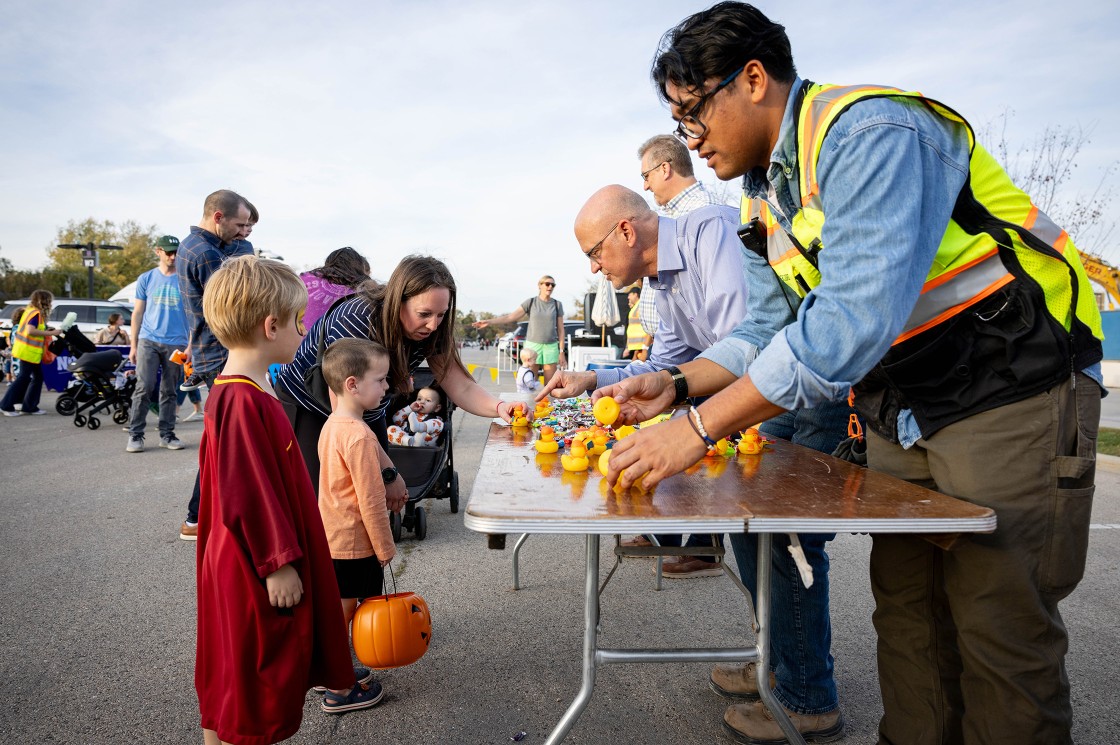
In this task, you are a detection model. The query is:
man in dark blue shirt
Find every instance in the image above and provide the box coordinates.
[176,189,256,540]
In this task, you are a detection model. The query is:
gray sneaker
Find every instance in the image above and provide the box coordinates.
[126,436,144,453]
[160,436,184,450]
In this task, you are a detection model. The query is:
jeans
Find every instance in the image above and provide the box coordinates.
[868,374,1098,745]
[128,339,179,439]
[185,371,219,524]
[729,397,852,715]
[0,359,43,413]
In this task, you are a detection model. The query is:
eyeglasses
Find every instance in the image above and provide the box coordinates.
[674,66,744,141]
[641,161,667,181]
[584,222,620,265]
[540,282,555,288]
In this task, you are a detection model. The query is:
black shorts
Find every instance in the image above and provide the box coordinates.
[332,556,385,600]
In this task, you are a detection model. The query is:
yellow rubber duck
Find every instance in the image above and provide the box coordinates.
[704,437,731,457]
[614,424,637,440]
[738,428,765,454]
[593,396,621,427]
[535,426,560,453]
[587,427,609,455]
[561,442,590,472]
[509,402,530,427]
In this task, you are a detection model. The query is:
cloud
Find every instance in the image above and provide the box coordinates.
[2,0,1118,310]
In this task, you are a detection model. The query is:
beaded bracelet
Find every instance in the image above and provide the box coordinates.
[688,405,717,447]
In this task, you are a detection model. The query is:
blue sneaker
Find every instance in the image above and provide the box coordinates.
[321,680,384,713]
[313,666,374,694]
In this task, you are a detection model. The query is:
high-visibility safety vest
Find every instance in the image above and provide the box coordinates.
[11,307,46,364]
[625,303,645,352]
[741,82,1103,440]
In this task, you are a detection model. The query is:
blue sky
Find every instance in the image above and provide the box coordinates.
[1,0,1117,313]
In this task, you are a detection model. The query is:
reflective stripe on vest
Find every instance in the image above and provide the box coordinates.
[741,82,1103,346]
[11,308,46,364]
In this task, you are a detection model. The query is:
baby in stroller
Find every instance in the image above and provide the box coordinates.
[387,387,443,447]
[52,324,136,430]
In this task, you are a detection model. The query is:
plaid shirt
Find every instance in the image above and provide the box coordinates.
[176,226,253,375]
[638,181,723,336]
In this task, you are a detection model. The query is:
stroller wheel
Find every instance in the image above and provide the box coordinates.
[112,409,129,424]
[390,511,402,542]
[449,472,460,514]
[414,506,427,541]
[74,414,87,428]
[87,416,101,430]
[56,395,77,416]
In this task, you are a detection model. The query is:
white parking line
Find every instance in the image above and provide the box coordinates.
[1090,524,1120,529]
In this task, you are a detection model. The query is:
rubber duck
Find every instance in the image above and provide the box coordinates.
[706,437,732,457]
[534,426,560,453]
[561,442,590,472]
[593,396,621,427]
[534,400,552,419]
[614,424,637,440]
[587,427,609,455]
[738,428,765,454]
[509,403,530,427]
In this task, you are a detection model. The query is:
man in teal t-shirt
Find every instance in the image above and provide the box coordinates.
[126,235,190,453]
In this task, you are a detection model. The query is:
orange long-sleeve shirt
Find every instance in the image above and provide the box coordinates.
[317,415,397,563]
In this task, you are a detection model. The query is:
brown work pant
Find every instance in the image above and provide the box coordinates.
[867,373,1099,745]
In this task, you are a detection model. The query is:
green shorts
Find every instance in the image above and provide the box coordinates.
[524,341,560,365]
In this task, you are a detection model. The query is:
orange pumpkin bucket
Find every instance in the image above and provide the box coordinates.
[352,590,433,669]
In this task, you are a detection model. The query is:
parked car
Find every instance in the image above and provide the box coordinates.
[1,298,133,341]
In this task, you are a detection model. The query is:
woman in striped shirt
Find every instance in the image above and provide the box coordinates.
[277,255,513,497]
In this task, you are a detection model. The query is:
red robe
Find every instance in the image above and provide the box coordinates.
[195,376,354,745]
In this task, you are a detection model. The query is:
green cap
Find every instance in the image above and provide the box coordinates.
[155,235,180,252]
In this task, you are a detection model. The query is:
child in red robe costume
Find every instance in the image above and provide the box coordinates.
[194,256,371,745]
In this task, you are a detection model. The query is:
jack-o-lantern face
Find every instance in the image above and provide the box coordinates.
[352,592,432,669]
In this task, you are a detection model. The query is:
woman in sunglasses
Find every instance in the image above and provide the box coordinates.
[472,275,567,382]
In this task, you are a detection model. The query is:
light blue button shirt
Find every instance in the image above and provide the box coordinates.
[699,77,1101,447]
[594,205,750,388]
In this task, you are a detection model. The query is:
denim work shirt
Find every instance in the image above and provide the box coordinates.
[699,76,1101,447]
[594,205,750,388]
[176,227,253,376]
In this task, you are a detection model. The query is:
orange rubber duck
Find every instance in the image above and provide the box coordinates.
[561,441,590,472]
[535,425,560,453]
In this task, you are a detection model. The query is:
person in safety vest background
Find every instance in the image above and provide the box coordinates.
[1,290,65,417]
[622,286,648,360]
[598,3,1104,744]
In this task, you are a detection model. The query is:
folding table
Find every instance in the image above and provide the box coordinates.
[465,423,996,744]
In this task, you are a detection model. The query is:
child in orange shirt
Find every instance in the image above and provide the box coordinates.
[194,256,360,745]
[316,337,399,712]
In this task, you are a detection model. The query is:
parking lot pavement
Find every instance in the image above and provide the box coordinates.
[1,352,1118,744]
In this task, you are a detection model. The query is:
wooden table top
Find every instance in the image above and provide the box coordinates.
[464,423,996,536]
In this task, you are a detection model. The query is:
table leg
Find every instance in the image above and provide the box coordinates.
[544,534,600,745]
[511,533,530,590]
[754,533,807,745]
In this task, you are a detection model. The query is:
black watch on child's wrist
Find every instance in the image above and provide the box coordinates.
[381,467,399,485]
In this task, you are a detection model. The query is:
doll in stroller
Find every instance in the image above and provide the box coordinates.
[51,327,135,430]
[384,366,460,541]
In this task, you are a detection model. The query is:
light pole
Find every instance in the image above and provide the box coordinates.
[57,242,123,298]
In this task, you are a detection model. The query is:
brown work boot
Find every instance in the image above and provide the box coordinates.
[723,700,844,744]
[709,661,777,700]
[661,556,723,578]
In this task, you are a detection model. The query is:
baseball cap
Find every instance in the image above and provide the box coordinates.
[155,235,180,252]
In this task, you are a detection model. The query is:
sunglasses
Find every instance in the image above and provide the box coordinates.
[540,282,555,287]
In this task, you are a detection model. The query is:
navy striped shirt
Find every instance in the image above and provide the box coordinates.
[275,295,427,425]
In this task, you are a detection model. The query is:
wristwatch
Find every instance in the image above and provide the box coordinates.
[381,467,399,485]
[666,365,689,406]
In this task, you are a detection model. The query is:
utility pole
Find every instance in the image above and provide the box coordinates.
[57,242,123,298]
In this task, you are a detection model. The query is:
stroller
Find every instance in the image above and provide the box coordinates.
[51,328,135,430]
[385,364,460,541]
